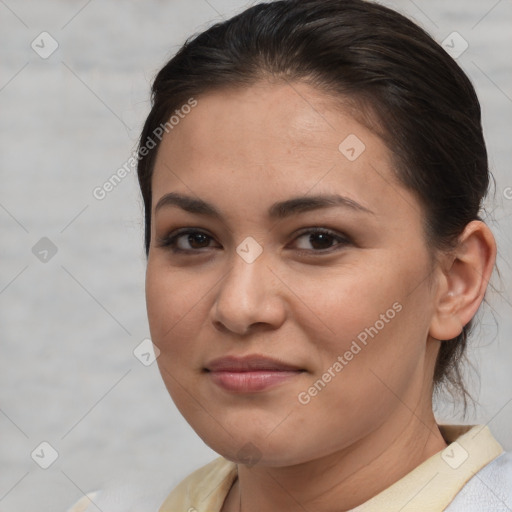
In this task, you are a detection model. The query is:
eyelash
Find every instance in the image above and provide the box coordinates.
[156,227,352,256]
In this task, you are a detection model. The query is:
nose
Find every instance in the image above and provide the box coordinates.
[211,247,286,336]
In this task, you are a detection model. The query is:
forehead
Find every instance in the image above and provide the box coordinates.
[158,82,364,164]
[151,81,414,223]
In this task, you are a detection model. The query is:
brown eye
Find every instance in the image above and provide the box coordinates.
[157,229,218,253]
[292,228,351,253]
[182,232,211,249]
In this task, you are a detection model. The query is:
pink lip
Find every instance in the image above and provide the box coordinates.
[205,355,304,393]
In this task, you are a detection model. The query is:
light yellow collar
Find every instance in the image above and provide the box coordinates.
[350,424,503,511]
[158,424,503,512]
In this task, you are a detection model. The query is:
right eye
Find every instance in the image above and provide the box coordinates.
[157,229,220,253]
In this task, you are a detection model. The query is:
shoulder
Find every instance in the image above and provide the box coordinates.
[65,475,174,512]
[65,457,236,512]
[66,491,101,512]
[445,451,512,511]
[158,456,237,511]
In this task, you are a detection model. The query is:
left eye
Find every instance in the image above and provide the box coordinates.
[292,228,350,252]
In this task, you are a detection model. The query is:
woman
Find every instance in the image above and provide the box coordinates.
[68,0,512,510]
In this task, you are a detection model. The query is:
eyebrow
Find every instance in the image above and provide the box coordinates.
[154,192,374,219]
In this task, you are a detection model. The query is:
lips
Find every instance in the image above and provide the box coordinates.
[205,354,303,372]
[204,355,305,393]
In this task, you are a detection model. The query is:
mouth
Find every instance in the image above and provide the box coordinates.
[204,354,306,393]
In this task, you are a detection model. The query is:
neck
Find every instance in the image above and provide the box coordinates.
[227,410,447,512]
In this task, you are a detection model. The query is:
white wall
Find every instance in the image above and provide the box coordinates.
[0,1,511,510]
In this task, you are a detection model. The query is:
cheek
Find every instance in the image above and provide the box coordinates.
[288,262,403,353]
[145,263,210,414]
[292,258,429,399]
[145,263,209,358]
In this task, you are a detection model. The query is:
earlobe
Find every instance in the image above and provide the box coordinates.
[429,221,496,341]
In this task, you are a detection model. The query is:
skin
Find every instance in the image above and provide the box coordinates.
[145,81,496,512]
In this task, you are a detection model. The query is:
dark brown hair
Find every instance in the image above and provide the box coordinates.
[137,0,491,408]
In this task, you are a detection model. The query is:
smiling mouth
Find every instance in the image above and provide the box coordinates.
[204,354,306,393]
[206,369,304,393]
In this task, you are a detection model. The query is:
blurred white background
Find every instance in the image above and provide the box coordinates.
[0,1,511,511]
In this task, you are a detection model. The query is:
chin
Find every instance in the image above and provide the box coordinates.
[195,424,312,468]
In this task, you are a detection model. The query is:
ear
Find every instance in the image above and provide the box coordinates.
[429,220,496,341]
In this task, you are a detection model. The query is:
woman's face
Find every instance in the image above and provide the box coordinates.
[145,81,441,466]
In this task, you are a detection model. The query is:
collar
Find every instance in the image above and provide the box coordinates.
[158,424,504,512]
